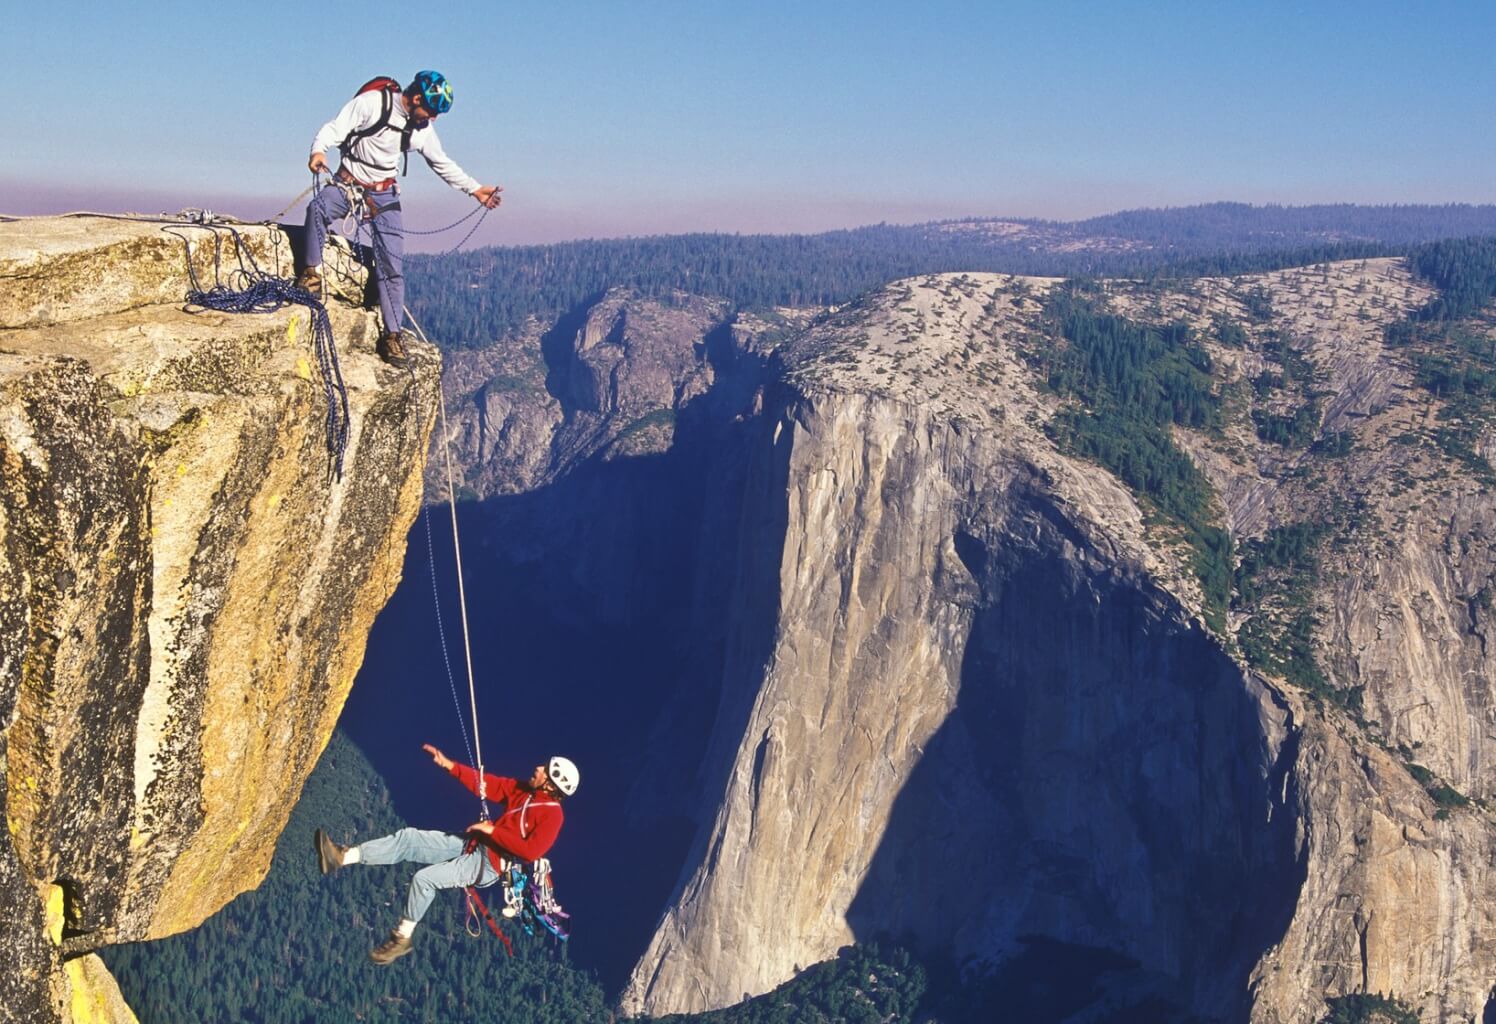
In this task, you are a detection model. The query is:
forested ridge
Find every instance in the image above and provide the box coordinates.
[407,203,1496,347]
[103,733,613,1023]
[101,734,1145,1022]
[1032,284,1234,630]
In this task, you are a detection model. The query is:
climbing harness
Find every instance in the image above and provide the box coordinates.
[520,857,571,940]
[331,174,373,237]
[462,857,572,956]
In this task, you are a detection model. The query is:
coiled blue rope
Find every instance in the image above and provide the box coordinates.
[173,223,351,479]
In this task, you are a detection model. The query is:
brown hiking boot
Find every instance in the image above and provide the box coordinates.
[315,829,346,875]
[377,330,410,368]
[295,267,323,300]
[369,931,413,965]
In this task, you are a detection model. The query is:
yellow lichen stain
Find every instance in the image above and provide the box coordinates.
[295,356,312,380]
[65,960,95,1023]
[66,956,135,1024]
[130,825,146,851]
[267,493,282,512]
[24,776,36,792]
[177,462,188,478]
[287,316,299,346]
[45,884,64,945]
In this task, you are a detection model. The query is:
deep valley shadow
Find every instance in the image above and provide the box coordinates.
[845,495,1304,1023]
[341,378,783,996]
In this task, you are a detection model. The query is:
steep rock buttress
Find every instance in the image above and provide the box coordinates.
[0,216,439,1023]
[614,268,1496,1022]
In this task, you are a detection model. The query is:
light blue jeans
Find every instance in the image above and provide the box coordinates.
[304,180,405,334]
[355,827,499,924]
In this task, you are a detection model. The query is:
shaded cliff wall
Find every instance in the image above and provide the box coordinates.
[341,291,788,993]
[615,266,1496,1022]
[621,386,1298,1018]
[0,217,438,1023]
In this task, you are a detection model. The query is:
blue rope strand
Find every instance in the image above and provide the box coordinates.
[422,503,478,772]
[174,223,352,478]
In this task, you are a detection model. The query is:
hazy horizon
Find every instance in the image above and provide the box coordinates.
[8,182,1496,253]
[11,0,1496,248]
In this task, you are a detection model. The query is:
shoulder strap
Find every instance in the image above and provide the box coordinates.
[342,88,395,155]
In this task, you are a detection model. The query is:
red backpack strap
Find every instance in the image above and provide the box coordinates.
[355,76,402,97]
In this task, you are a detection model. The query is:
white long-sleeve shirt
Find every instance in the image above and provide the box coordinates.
[310,90,481,193]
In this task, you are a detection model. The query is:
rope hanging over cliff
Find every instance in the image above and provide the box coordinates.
[169,223,352,478]
[404,304,490,818]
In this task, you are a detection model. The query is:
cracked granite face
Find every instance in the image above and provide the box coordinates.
[0,216,439,1023]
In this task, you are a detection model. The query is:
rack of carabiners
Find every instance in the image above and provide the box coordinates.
[460,856,572,958]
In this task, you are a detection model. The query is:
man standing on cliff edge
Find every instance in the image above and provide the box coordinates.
[298,70,502,367]
[315,743,577,964]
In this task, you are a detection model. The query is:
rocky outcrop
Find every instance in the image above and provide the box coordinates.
[426,288,809,500]
[621,386,1298,1018]
[603,267,1496,1021]
[617,275,1285,1017]
[0,216,438,1023]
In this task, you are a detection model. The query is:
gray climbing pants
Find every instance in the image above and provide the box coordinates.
[355,827,499,924]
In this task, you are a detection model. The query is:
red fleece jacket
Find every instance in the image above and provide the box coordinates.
[449,762,564,868]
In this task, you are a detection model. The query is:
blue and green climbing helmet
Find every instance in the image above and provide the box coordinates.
[412,70,453,114]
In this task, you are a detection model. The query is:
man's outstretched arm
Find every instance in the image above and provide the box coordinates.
[421,743,454,770]
[424,743,515,804]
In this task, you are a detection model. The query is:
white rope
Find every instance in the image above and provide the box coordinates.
[269,181,317,223]
[404,304,489,817]
[422,505,478,773]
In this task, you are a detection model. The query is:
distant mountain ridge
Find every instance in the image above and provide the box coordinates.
[928,203,1496,257]
[409,202,1496,348]
[1054,200,1496,246]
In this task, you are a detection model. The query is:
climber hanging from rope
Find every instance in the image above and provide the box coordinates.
[315,744,578,965]
[298,70,503,367]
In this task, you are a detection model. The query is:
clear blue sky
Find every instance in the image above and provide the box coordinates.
[5,0,1493,246]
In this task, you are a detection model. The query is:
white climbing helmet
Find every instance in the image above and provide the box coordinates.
[548,755,579,796]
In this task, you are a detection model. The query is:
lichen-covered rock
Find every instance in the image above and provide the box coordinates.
[0,216,439,1023]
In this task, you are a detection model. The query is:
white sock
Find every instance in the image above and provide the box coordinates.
[343,846,361,864]
[395,919,416,939]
